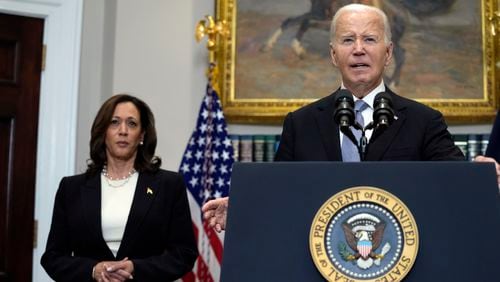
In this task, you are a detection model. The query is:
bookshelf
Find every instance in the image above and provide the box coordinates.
[230,134,280,162]
[453,134,489,161]
[229,134,489,162]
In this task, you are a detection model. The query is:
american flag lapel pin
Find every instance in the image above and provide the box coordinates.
[147,187,153,195]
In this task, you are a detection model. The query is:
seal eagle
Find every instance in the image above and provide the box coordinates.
[342,213,388,269]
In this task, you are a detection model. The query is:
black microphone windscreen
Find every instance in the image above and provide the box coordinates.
[336,89,354,104]
[373,91,394,128]
[333,89,355,127]
[374,92,392,107]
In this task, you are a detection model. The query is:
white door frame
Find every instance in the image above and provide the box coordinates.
[0,0,82,281]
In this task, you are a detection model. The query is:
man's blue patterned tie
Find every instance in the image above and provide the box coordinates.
[341,100,368,162]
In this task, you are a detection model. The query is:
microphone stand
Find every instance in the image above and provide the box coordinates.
[341,120,392,161]
[359,128,368,161]
[340,122,369,161]
[359,122,374,161]
[341,114,393,161]
[358,118,392,161]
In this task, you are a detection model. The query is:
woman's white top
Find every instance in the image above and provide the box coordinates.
[100,172,138,257]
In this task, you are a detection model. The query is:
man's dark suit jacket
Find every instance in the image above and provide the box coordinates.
[275,88,464,161]
[41,169,198,282]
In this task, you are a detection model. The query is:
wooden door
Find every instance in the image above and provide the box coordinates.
[0,13,43,282]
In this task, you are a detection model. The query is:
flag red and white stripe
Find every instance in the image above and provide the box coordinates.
[180,83,234,282]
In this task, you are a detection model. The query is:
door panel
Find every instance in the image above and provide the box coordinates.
[0,13,44,282]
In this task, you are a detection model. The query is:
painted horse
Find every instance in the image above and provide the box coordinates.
[260,0,456,87]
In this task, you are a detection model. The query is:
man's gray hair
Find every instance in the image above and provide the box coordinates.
[330,4,392,46]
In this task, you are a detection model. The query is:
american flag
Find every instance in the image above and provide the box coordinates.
[180,82,234,282]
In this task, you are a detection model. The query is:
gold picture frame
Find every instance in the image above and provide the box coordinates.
[215,0,499,124]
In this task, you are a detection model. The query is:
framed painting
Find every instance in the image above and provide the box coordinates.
[215,0,499,124]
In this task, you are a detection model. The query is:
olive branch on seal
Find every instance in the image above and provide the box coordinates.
[338,242,355,261]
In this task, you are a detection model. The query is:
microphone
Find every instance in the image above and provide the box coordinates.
[333,89,355,129]
[373,92,394,128]
[333,90,361,158]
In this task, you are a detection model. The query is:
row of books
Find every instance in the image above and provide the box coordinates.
[452,134,490,161]
[230,135,280,162]
[229,134,491,162]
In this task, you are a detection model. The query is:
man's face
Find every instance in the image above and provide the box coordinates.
[330,10,393,97]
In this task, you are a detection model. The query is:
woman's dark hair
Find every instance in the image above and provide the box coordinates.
[86,94,161,176]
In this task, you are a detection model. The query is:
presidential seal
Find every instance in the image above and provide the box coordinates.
[310,186,418,282]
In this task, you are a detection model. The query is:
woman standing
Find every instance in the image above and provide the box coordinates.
[42,95,197,281]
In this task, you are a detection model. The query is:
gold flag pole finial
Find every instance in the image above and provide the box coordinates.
[195,15,229,84]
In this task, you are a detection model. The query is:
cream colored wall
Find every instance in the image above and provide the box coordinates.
[77,0,116,173]
[77,0,493,174]
[78,0,214,171]
[111,1,204,170]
